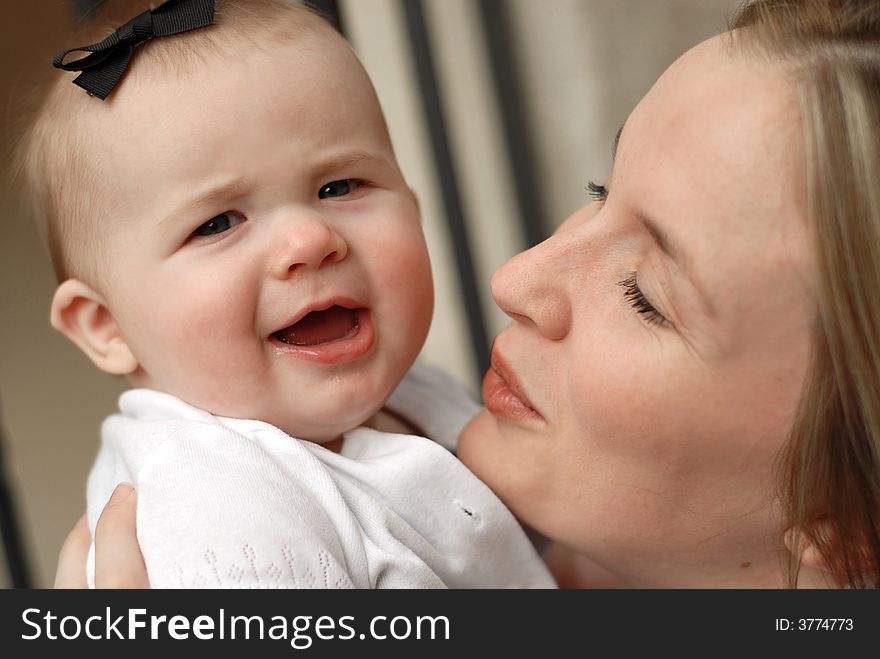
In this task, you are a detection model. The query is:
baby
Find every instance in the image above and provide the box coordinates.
[17,0,553,588]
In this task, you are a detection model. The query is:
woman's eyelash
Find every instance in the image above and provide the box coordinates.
[619,272,668,327]
[586,180,609,203]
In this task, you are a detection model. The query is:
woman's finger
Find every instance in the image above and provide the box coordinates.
[54,514,90,588]
[94,483,150,588]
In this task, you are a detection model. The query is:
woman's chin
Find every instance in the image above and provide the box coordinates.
[457,408,495,472]
[458,408,541,519]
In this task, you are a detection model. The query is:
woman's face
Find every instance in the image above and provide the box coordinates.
[458,35,815,587]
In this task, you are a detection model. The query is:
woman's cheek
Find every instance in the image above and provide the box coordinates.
[568,338,691,454]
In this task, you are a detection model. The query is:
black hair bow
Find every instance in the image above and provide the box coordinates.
[53,0,216,100]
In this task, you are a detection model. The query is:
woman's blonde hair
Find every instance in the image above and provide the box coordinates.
[731,0,880,588]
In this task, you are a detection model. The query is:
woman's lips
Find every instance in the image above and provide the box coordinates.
[482,352,544,424]
[270,308,375,364]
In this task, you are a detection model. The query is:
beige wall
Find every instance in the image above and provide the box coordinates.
[512,0,742,228]
[1,0,740,587]
[0,1,131,589]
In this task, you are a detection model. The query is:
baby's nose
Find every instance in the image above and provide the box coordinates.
[271,216,348,278]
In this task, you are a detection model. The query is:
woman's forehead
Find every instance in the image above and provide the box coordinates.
[621,36,803,199]
[614,35,812,298]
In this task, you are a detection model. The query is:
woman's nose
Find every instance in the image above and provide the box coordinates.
[270,214,349,278]
[490,235,572,341]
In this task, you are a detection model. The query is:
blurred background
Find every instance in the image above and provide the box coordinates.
[0,0,740,587]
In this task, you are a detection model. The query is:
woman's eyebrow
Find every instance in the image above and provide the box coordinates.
[636,209,686,268]
[636,208,717,319]
[611,122,717,319]
[609,123,682,266]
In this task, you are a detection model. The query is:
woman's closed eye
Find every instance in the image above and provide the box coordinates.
[318,179,364,199]
[619,273,669,327]
[192,210,246,238]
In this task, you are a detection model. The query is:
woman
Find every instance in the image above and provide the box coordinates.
[57,0,880,588]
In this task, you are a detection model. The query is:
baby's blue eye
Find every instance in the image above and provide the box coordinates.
[319,179,361,199]
[194,211,245,237]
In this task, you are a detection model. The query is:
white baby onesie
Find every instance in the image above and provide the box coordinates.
[86,362,555,588]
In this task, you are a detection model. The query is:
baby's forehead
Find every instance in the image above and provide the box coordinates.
[61,4,350,110]
[69,22,356,132]
[59,26,388,220]
[100,20,361,111]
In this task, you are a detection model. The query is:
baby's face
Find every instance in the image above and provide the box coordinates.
[88,31,433,441]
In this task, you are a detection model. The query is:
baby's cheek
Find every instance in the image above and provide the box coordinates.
[367,221,433,311]
[398,250,434,334]
[156,280,258,379]
[382,226,429,279]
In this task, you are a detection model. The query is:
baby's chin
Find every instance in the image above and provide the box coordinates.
[271,419,371,445]
[137,344,414,443]
[262,399,387,445]
[145,380,385,445]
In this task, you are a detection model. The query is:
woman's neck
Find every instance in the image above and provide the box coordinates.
[547,542,835,588]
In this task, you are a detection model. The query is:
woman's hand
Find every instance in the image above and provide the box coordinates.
[54,483,150,588]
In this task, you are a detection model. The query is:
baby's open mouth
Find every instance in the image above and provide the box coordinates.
[273,306,361,346]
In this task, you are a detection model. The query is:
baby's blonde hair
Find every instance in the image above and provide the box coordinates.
[13,0,337,286]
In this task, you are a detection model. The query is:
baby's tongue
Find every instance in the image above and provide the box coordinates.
[275,306,359,346]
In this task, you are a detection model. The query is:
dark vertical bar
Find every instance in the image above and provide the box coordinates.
[0,420,32,588]
[304,0,345,35]
[401,0,491,382]
[477,0,547,247]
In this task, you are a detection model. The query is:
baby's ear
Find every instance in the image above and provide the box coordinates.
[50,279,138,375]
